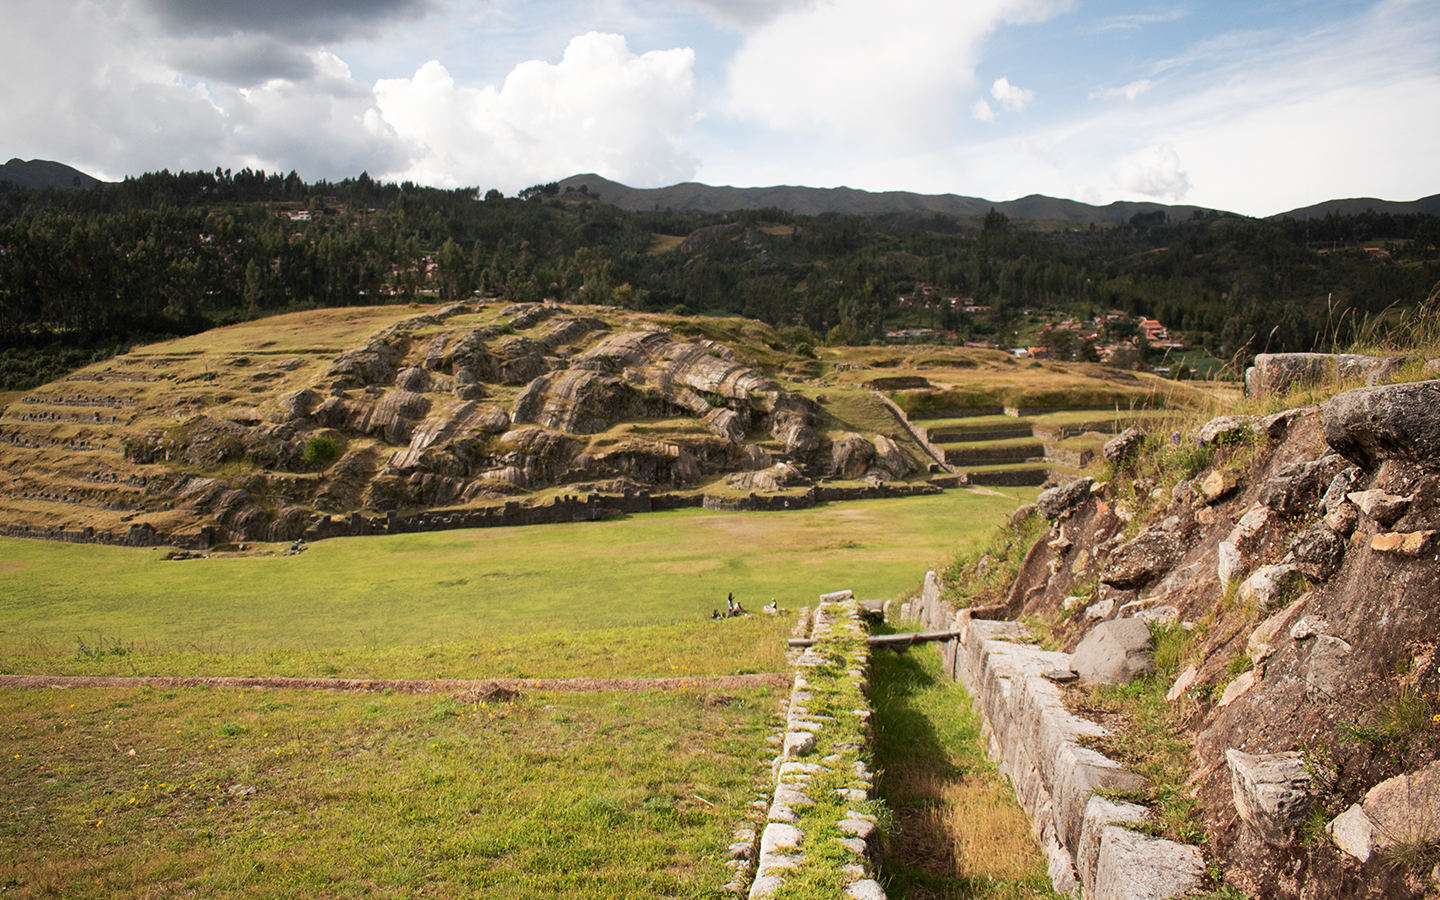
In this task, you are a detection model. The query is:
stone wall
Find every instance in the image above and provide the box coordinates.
[908,574,1205,900]
[727,590,887,900]
[0,482,942,550]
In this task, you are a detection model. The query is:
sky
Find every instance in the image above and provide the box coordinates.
[3,0,1438,217]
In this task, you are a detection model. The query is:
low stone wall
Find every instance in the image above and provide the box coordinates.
[1002,404,1148,418]
[908,572,1206,900]
[727,591,886,900]
[943,442,1043,466]
[0,481,942,550]
[965,467,1050,487]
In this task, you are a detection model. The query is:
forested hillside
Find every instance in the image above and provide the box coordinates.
[1,168,1437,389]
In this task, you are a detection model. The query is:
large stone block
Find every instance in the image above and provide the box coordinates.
[1226,749,1313,847]
[1077,796,1147,894]
[1322,380,1440,471]
[1093,826,1205,900]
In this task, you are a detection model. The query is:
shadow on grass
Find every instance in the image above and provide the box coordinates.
[870,635,1058,900]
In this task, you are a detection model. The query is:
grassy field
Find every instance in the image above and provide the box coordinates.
[0,682,777,899]
[0,489,1034,677]
[0,487,1040,898]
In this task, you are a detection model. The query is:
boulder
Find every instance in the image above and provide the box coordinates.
[1196,469,1240,504]
[1073,618,1155,685]
[728,464,805,493]
[1288,523,1346,581]
[1194,415,1255,445]
[1322,380,1440,471]
[394,366,430,392]
[1226,749,1312,847]
[1320,467,1364,513]
[1346,489,1413,527]
[1102,427,1145,465]
[1258,456,1348,517]
[1361,759,1440,852]
[1259,406,1312,439]
[771,412,819,461]
[1239,563,1299,608]
[374,390,430,421]
[737,443,774,471]
[326,339,403,387]
[830,434,875,479]
[1327,803,1375,862]
[512,370,648,434]
[872,434,915,479]
[1037,477,1095,520]
[1371,530,1439,555]
[1217,541,1244,585]
[1101,528,1180,589]
[272,388,320,423]
[1227,504,1272,555]
[704,408,746,444]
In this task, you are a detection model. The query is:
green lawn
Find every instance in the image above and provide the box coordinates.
[0,491,1033,666]
[0,683,777,899]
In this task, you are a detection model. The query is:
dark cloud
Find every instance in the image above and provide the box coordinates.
[166,35,318,86]
[140,0,438,43]
[684,0,814,28]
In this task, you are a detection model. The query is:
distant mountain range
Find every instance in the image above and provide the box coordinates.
[559,173,1440,224]
[0,158,103,190]
[1262,195,1440,219]
[4,158,1435,223]
[557,174,1224,223]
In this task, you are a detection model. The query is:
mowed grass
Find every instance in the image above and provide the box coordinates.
[0,683,777,899]
[0,490,1034,678]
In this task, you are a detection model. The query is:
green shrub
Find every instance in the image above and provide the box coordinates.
[302,435,340,465]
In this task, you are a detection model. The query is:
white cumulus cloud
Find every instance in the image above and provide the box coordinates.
[722,0,1072,140]
[374,33,699,190]
[971,99,996,121]
[990,76,1033,111]
[1112,141,1191,199]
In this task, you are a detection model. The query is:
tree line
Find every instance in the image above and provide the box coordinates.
[0,167,1436,388]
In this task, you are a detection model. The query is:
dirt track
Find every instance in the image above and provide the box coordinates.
[0,673,790,694]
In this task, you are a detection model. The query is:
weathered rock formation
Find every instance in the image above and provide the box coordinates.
[916,367,1440,900]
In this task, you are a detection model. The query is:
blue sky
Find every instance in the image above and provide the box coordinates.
[4,0,1437,216]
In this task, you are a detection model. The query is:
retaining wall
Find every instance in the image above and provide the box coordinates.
[726,591,887,900]
[0,482,944,550]
[908,571,1206,900]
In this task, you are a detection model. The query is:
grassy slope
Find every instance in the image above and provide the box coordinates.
[0,490,1034,660]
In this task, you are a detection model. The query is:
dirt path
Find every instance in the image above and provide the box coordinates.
[0,673,791,695]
